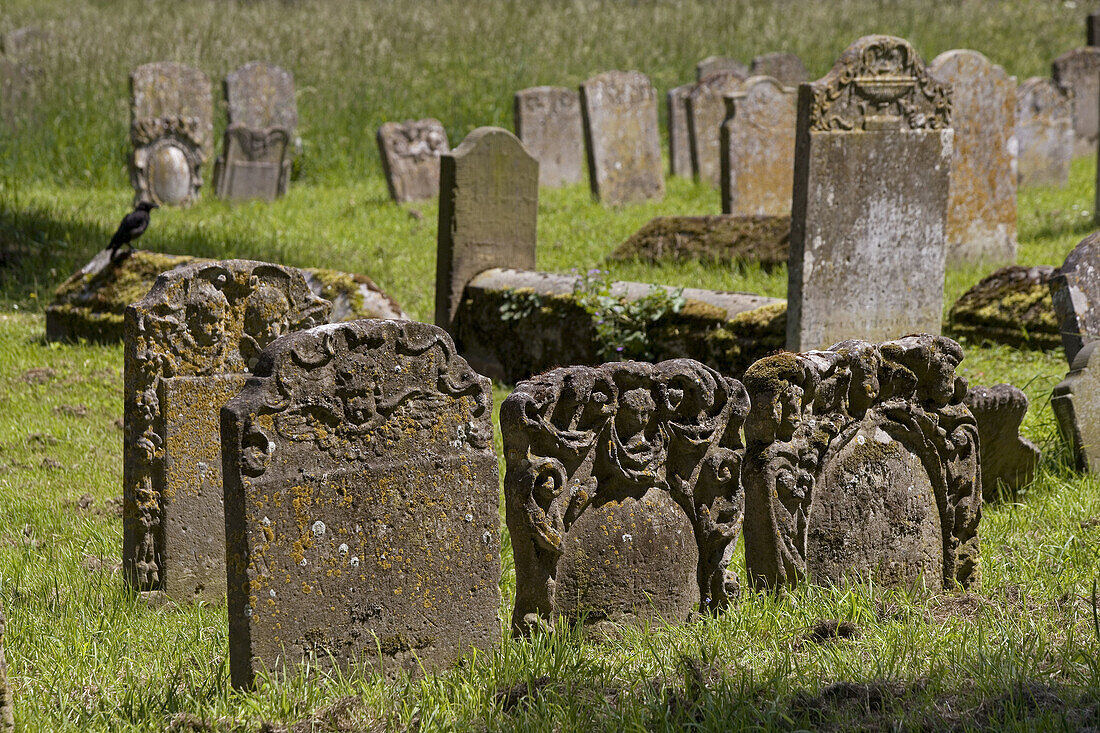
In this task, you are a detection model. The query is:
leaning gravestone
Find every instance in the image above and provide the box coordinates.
[930,50,1017,267]
[579,71,663,205]
[123,260,331,602]
[1016,77,1073,188]
[687,71,745,187]
[1052,48,1100,156]
[503,359,749,633]
[721,76,797,217]
[965,384,1040,500]
[667,84,694,177]
[1053,342,1100,472]
[1050,231,1100,365]
[435,127,538,332]
[742,334,982,590]
[514,86,585,188]
[696,56,748,80]
[129,62,214,207]
[0,602,10,733]
[749,52,809,85]
[376,119,450,203]
[787,35,952,351]
[222,319,500,686]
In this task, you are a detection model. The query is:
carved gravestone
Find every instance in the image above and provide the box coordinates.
[502,359,749,633]
[1016,77,1073,188]
[930,50,1017,266]
[965,384,1039,499]
[687,71,746,187]
[514,87,585,187]
[376,119,450,203]
[1052,48,1100,156]
[579,71,663,205]
[1053,342,1100,472]
[129,62,214,207]
[696,56,748,80]
[222,319,500,687]
[0,602,9,733]
[1051,232,1100,365]
[667,84,694,177]
[743,334,982,590]
[435,127,538,332]
[749,52,809,85]
[721,76,797,217]
[787,35,952,352]
[124,260,331,602]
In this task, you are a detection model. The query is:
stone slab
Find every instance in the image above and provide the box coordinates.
[1053,341,1100,472]
[1052,48,1100,156]
[688,71,745,187]
[945,265,1059,350]
[667,84,694,178]
[721,76,797,217]
[1016,77,1073,188]
[696,56,748,81]
[749,52,809,85]
[225,62,298,133]
[376,119,450,203]
[608,214,789,264]
[514,86,585,187]
[964,383,1040,499]
[1051,231,1100,365]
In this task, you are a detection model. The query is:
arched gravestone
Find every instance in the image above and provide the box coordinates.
[1050,231,1100,365]
[1016,77,1072,188]
[667,84,694,178]
[749,52,809,86]
[687,70,746,187]
[721,76,797,217]
[1052,48,1100,157]
[129,62,214,207]
[376,118,450,203]
[221,320,500,687]
[696,56,748,81]
[742,335,982,591]
[502,359,749,633]
[123,260,331,601]
[965,383,1039,499]
[514,86,585,188]
[787,35,953,352]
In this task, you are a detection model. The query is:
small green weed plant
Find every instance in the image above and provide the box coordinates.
[571,268,685,362]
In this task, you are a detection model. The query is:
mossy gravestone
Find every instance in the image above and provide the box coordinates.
[945,264,1059,350]
[787,35,952,352]
[1016,78,1072,188]
[742,335,982,590]
[721,76,797,217]
[1051,231,1100,365]
[965,384,1040,500]
[514,86,585,188]
[124,260,331,602]
[1052,48,1100,157]
[222,320,500,686]
[376,119,450,204]
[502,359,749,633]
[1053,342,1100,472]
[749,52,809,86]
[687,71,745,187]
[667,84,694,178]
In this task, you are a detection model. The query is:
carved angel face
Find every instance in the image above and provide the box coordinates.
[184,283,228,348]
[616,387,656,440]
[244,284,291,350]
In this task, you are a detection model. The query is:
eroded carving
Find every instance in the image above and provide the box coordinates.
[377,119,451,203]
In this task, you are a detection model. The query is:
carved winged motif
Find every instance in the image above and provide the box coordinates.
[130,115,205,151]
[225,123,290,162]
[390,120,449,161]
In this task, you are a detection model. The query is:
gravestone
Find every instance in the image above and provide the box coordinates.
[964,384,1040,499]
[787,35,952,352]
[721,76,797,217]
[0,603,9,733]
[1053,342,1100,472]
[1050,231,1100,365]
[222,319,500,686]
[696,56,748,80]
[1015,77,1073,188]
[930,50,1017,266]
[749,52,809,85]
[503,359,749,633]
[687,71,745,187]
[435,127,538,332]
[376,119,450,203]
[743,334,982,590]
[1089,11,1100,46]
[579,71,663,205]
[514,86,585,187]
[124,260,331,602]
[609,214,789,264]
[946,265,1059,350]
[129,62,214,207]
[667,84,694,177]
[1052,48,1100,156]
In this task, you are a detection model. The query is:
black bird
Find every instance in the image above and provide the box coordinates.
[108,201,158,260]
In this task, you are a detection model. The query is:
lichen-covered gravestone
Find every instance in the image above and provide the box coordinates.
[129,62,214,207]
[0,602,10,733]
[124,260,331,602]
[696,56,748,80]
[930,50,1017,266]
[946,265,1059,350]
[434,127,538,332]
[222,319,500,686]
[1053,342,1100,472]
[1052,48,1100,157]
[1050,231,1100,365]
[749,52,809,85]
[376,119,450,203]
[667,84,694,177]
[721,76,796,217]
[687,71,745,187]
[514,87,585,188]
[579,71,664,205]
[502,359,749,633]
[787,35,952,351]
[742,335,982,590]
[1016,77,1073,188]
[965,384,1040,499]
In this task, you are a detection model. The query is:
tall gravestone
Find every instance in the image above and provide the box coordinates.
[787,35,952,352]
[123,260,331,601]
[502,359,749,633]
[0,603,9,733]
[1050,231,1100,365]
[749,52,809,85]
[1053,342,1100,472]
[667,84,694,177]
[376,119,450,203]
[579,71,663,205]
[696,56,748,80]
[930,50,1017,266]
[965,384,1040,499]
[1052,48,1100,156]
[129,62,214,207]
[687,71,746,187]
[743,335,982,590]
[721,76,797,216]
[514,86,585,187]
[435,127,538,333]
[222,319,500,686]
[1016,77,1073,188]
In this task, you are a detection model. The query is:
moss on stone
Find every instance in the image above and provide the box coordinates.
[946,265,1060,350]
[742,351,800,394]
[608,214,790,265]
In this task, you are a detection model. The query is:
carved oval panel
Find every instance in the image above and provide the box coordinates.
[149,143,193,205]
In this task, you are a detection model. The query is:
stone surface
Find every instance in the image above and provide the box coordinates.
[222,319,500,686]
[1053,341,1100,472]
[1051,231,1100,365]
[434,127,538,332]
[1052,48,1100,156]
[787,35,952,351]
[1015,77,1073,188]
[609,214,789,264]
[1091,12,1100,46]
[0,602,10,733]
[687,71,745,187]
[225,62,298,132]
[696,56,748,81]
[743,334,982,590]
[579,71,664,205]
[930,50,1017,266]
[945,265,1059,350]
[502,359,749,633]
[667,84,694,177]
[376,119,450,203]
[749,52,809,85]
[964,384,1040,499]
[124,260,332,602]
[514,86,585,187]
[721,76,797,216]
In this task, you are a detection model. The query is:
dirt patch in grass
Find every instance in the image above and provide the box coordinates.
[20,367,56,384]
[53,403,88,417]
[802,619,861,646]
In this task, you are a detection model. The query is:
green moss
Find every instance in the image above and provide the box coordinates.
[308,267,367,317]
[946,266,1060,350]
[742,351,800,394]
[841,436,900,474]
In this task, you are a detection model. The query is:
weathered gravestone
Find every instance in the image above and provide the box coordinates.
[1053,342,1100,472]
[1051,231,1100,365]
[742,334,982,590]
[502,359,749,633]
[964,384,1040,500]
[435,127,538,332]
[376,119,450,203]
[749,52,809,85]
[0,602,10,733]
[0,27,46,128]
[787,35,952,352]
[1052,48,1100,156]
[687,71,745,187]
[667,84,694,178]
[721,76,797,217]
[1015,77,1073,188]
[222,319,500,686]
[215,62,298,202]
[609,214,789,264]
[696,56,748,81]
[129,62,214,207]
[579,71,663,205]
[124,260,331,602]
[514,86,585,187]
[1089,12,1100,47]
[946,264,1059,350]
